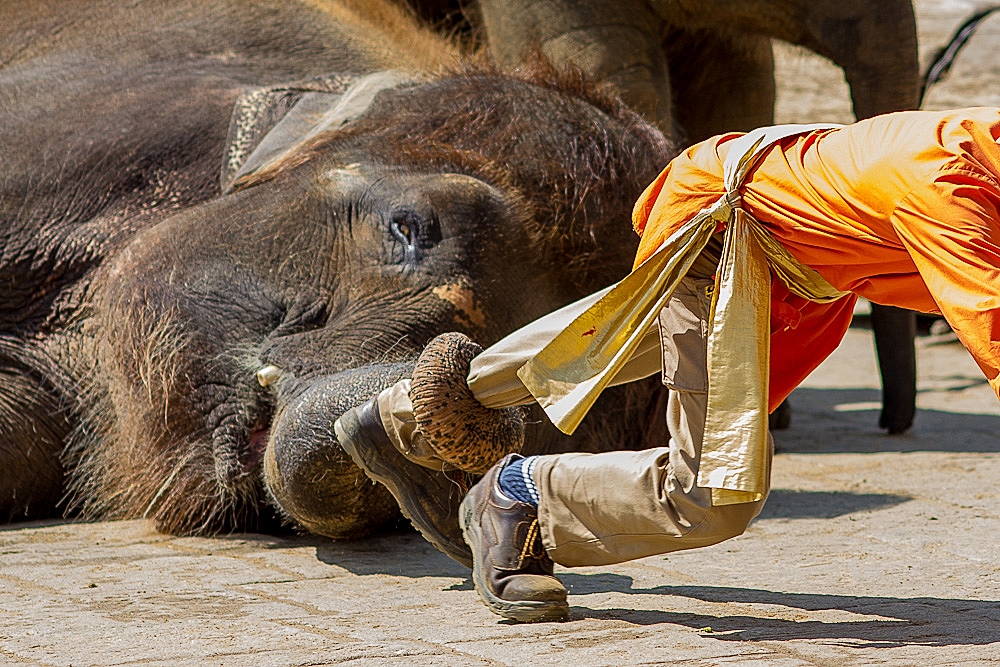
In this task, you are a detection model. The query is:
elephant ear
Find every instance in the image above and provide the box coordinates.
[221,70,415,192]
[221,74,354,190]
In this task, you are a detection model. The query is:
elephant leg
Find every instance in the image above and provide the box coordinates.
[768,399,791,431]
[475,0,674,135]
[663,29,775,145]
[870,304,916,434]
[648,0,921,121]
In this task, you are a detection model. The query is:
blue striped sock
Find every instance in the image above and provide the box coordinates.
[497,455,540,506]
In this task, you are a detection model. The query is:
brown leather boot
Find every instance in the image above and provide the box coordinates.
[459,455,569,622]
[335,398,472,568]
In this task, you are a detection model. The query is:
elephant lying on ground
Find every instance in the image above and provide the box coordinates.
[416,0,922,433]
[0,0,674,533]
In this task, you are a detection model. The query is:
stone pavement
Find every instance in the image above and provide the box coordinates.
[6,1,1000,664]
[2,323,999,667]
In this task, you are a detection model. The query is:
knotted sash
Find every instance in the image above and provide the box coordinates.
[516,124,849,505]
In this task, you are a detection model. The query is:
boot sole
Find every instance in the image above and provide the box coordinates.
[459,495,570,623]
[335,413,473,568]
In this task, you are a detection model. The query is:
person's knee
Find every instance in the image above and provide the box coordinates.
[690,500,763,547]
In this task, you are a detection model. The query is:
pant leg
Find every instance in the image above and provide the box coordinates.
[378,283,663,459]
[532,272,772,567]
[375,378,449,469]
[465,284,664,409]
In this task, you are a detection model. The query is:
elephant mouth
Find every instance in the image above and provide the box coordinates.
[212,399,275,489]
[257,361,417,536]
[245,423,270,471]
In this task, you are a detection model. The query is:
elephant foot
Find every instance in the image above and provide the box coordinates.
[880,413,914,436]
[768,399,791,431]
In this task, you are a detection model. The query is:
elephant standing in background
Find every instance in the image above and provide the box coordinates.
[474,0,920,140]
[463,0,922,433]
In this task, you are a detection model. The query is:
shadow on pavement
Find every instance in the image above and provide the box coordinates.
[755,488,911,520]
[306,486,909,579]
[775,387,1000,453]
[0,517,77,532]
[314,529,471,579]
[560,575,1000,647]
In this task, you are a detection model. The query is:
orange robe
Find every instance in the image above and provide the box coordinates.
[633,107,1000,409]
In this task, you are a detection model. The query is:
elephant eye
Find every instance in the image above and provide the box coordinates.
[389,209,441,260]
[393,217,414,244]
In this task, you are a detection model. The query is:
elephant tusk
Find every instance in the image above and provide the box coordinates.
[256,364,282,387]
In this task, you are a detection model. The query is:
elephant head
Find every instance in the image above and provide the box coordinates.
[75,67,671,536]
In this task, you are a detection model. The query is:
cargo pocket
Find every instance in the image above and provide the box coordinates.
[659,277,712,393]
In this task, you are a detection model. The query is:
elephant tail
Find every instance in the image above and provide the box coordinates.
[921,6,1000,105]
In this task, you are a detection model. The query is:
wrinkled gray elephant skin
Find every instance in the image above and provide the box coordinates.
[0,0,673,535]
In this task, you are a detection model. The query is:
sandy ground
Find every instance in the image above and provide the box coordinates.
[4,1,1000,665]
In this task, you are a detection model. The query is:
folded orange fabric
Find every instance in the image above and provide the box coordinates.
[633,107,1000,407]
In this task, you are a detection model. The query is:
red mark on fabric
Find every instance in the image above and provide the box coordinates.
[582,327,596,337]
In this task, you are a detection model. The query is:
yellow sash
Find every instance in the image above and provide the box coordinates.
[516,124,848,505]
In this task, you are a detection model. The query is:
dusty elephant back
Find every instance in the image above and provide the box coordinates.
[0,0,460,345]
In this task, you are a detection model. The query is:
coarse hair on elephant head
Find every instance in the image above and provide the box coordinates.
[233,57,668,286]
[66,58,672,537]
[68,305,275,535]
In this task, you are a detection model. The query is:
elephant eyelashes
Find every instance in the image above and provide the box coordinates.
[389,209,441,262]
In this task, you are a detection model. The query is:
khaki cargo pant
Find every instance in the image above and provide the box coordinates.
[376,244,772,567]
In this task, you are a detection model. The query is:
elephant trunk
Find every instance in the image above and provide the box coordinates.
[263,362,413,537]
[743,0,920,118]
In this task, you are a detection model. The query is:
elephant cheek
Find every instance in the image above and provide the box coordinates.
[263,413,399,539]
[432,280,487,331]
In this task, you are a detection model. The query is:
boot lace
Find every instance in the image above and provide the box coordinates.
[518,518,547,562]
